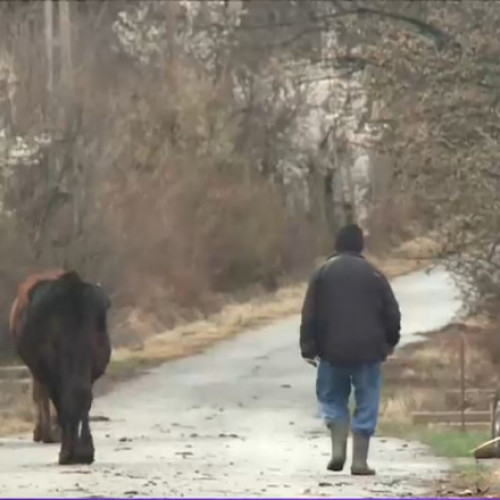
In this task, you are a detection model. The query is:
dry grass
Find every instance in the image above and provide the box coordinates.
[112,284,306,365]
[393,235,443,260]
[0,383,33,437]
[380,321,500,428]
[483,466,500,497]
[370,253,425,276]
[0,415,32,437]
[434,461,498,497]
[380,388,436,425]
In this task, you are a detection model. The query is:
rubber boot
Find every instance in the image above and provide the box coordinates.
[351,433,375,475]
[326,421,349,471]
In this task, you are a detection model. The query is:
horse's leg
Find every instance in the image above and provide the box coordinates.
[76,414,94,464]
[75,385,94,464]
[58,420,78,465]
[32,377,43,443]
[50,401,62,442]
[39,382,58,443]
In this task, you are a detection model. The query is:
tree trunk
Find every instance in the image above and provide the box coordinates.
[44,0,54,96]
[58,0,73,100]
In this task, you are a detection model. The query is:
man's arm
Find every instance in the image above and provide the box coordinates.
[300,268,321,361]
[377,271,401,347]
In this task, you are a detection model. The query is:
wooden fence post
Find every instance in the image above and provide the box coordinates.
[460,332,466,432]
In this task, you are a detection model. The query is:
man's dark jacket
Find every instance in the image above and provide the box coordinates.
[300,252,401,365]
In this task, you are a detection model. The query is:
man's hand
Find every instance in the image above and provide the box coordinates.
[304,356,319,367]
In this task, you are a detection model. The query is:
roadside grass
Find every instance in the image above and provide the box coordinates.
[0,391,34,437]
[379,420,489,458]
[424,429,490,458]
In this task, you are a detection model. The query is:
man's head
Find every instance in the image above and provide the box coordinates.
[334,223,364,254]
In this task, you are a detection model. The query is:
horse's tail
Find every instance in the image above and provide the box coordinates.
[8,296,19,336]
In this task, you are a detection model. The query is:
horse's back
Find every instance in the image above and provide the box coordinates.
[9,269,66,337]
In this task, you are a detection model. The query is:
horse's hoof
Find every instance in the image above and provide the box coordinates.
[58,451,74,465]
[75,444,95,464]
[77,452,94,465]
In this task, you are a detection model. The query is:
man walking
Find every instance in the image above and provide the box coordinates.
[300,224,401,475]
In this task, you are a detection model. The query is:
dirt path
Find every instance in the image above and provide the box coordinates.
[0,266,461,498]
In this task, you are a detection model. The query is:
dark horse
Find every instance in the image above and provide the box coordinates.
[10,270,111,465]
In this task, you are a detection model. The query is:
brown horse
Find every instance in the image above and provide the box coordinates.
[10,270,111,464]
[9,269,65,443]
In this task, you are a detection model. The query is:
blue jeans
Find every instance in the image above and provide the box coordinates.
[316,359,382,436]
